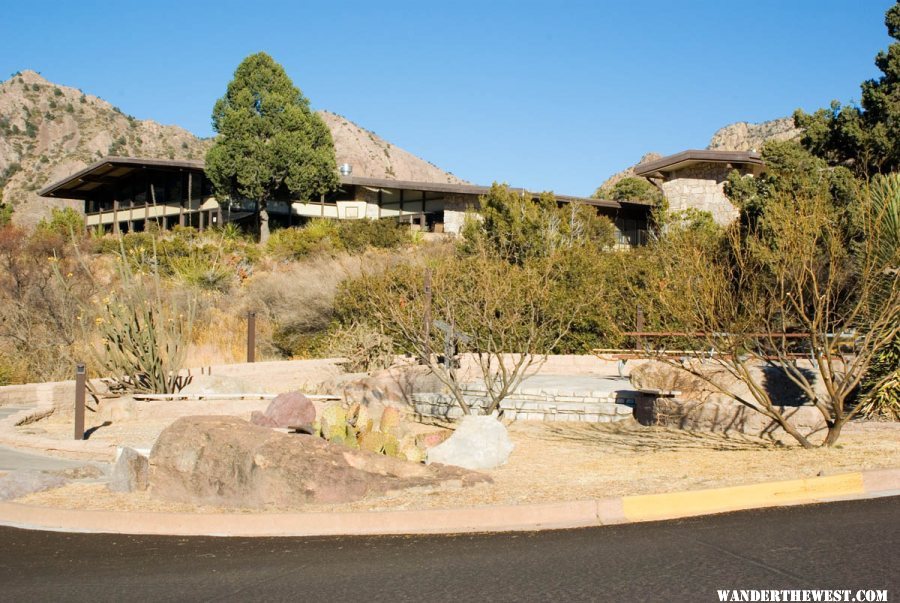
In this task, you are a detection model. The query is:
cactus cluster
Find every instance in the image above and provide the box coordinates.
[315,403,425,463]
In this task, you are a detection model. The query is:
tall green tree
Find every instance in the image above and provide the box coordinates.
[206,53,338,242]
[794,2,900,176]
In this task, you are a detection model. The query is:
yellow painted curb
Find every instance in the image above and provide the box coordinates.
[622,472,866,523]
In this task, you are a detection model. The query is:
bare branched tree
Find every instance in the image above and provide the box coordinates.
[646,178,899,447]
[352,247,592,415]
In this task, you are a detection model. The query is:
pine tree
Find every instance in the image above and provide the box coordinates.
[205,53,338,242]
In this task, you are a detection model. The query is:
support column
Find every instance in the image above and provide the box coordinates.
[112,200,120,235]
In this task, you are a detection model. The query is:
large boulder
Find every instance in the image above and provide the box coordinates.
[426,415,514,471]
[149,416,489,508]
[250,391,316,429]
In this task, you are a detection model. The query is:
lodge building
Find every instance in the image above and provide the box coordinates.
[38,156,653,247]
[38,150,764,246]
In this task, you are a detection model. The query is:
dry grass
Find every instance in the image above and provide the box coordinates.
[17,418,900,514]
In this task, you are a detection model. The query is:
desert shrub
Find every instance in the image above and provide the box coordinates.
[169,252,234,292]
[35,207,84,243]
[460,183,615,263]
[245,249,416,358]
[0,202,12,227]
[325,322,395,372]
[267,218,409,261]
[0,225,97,382]
[266,219,339,260]
[335,218,408,253]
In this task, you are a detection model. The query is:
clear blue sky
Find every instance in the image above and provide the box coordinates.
[0,0,894,196]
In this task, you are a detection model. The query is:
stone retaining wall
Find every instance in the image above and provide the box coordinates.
[413,388,639,422]
[634,395,827,442]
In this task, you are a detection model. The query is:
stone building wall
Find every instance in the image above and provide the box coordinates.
[660,163,753,225]
[442,194,475,234]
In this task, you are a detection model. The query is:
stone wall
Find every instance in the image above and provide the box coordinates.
[634,395,827,443]
[413,384,639,422]
[442,194,475,234]
[660,163,752,225]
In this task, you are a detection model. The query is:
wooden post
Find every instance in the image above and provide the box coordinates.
[377,189,382,219]
[423,268,432,361]
[247,312,257,363]
[320,193,325,217]
[112,200,120,235]
[74,363,86,440]
[636,304,645,350]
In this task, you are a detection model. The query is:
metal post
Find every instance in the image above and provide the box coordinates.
[247,311,257,363]
[423,269,432,361]
[74,363,86,440]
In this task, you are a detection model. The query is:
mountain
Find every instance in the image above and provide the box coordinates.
[320,111,465,184]
[0,71,463,226]
[596,117,803,194]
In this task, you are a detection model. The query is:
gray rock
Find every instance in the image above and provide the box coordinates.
[108,447,149,492]
[426,415,514,470]
[0,471,67,501]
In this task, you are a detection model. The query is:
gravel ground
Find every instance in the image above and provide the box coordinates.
[16,419,900,514]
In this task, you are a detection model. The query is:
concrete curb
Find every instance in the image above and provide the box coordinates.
[0,468,896,537]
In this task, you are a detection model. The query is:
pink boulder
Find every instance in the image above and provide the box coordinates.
[250,391,316,429]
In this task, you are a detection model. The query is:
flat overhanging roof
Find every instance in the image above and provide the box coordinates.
[633,149,764,179]
[38,157,205,200]
[39,156,625,209]
[340,175,621,209]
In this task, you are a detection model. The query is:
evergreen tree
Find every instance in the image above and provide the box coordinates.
[794,2,900,176]
[206,53,338,242]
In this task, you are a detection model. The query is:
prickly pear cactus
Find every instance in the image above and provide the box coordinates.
[382,433,400,458]
[359,431,386,454]
[380,406,401,432]
[318,401,427,462]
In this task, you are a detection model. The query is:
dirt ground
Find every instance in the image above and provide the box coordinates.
[18,418,900,514]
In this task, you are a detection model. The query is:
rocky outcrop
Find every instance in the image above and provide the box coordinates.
[148,415,489,508]
[707,117,801,152]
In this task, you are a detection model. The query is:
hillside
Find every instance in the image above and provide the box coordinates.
[0,71,211,225]
[320,111,465,184]
[0,71,463,226]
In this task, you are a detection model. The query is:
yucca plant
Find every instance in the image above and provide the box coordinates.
[83,240,194,394]
[859,174,900,419]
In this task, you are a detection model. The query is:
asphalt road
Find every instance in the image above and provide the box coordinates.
[0,496,896,602]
